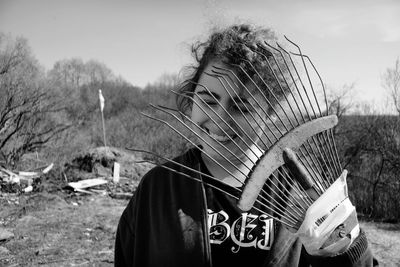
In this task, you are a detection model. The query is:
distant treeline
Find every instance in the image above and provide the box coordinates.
[335,115,400,221]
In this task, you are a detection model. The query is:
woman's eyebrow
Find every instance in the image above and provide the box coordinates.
[197,90,250,104]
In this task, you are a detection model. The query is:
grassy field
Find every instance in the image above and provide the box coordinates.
[1,191,399,266]
[362,220,400,266]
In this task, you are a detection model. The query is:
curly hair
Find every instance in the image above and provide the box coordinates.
[176,24,279,115]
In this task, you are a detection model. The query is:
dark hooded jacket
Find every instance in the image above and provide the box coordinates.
[115,148,376,266]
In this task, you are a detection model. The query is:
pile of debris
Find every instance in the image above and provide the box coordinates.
[62,147,153,198]
[0,147,153,199]
[0,164,53,194]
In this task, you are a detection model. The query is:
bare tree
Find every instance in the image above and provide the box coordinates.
[327,83,356,119]
[0,33,69,168]
[46,58,119,125]
[153,72,180,89]
[336,110,400,219]
[48,58,115,89]
[382,58,400,114]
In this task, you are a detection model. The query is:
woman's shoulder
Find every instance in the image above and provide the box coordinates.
[139,146,202,186]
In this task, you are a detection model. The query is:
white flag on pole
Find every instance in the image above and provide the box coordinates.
[99,89,105,112]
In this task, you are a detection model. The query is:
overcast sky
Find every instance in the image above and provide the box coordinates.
[1,0,399,112]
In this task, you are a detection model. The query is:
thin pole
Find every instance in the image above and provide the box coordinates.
[99,89,107,150]
[101,109,107,148]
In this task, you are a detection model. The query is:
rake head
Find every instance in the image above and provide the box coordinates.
[129,36,343,232]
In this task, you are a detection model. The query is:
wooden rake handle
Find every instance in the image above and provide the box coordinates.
[282,147,320,201]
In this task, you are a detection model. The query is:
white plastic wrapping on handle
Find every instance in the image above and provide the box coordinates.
[296,170,359,256]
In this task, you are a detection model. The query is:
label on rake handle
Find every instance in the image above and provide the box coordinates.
[238,115,338,212]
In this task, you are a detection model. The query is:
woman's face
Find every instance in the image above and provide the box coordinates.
[190,61,267,162]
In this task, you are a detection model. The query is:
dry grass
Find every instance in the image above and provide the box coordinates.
[0,192,126,266]
[0,191,399,266]
[361,221,400,266]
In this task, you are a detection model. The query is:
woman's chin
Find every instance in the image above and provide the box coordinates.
[200,140,248,163]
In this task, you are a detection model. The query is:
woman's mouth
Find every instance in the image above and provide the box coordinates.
[204,127,237,143]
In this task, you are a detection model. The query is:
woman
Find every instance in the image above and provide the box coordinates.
[115,24,375,266]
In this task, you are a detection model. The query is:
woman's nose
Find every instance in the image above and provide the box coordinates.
[212,104,233,127]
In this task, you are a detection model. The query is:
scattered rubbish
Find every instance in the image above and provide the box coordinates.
[23,186,33,193]
[97,249,113,255]
[1,147,149,199]
[0,168,19,184]
[0,228,14,242]
[42,163,54,174]
[67,178,108,191]
[113,162,120,183]
[18,171,39,178]
[59,147,152,197]
[0,163,53,194]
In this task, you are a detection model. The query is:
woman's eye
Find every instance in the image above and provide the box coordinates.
[234,104,251,113]
[202,99,218,107]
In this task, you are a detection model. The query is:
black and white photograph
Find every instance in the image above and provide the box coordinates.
[0,0,399,266]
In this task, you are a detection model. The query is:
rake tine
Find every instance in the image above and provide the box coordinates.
[290,52,342,174]
[228,54,297,129]
[207,69,274,145]
[293,146,329,192]
[284,36,324,117]
[270,43,312,121]
[215,61,330,186]
[187,81,265,152]
[258,169,310,214]
[213,64,290,136]
[289,53,328,116]
[130,149,302,227]
[246,44,339,193]
[189,74,310,213]
[280,166,314,206]
[171,89,263,159]
[273,46,338,182]
[257,43,307,124]
[303,138,336,187]
[280,45,340,181]
[209,68,332,199]
[139,112,250,185]
[210,67,319,185]
[223,59,333,190]
[283,41,340,180]
[146,106,252,184]
[153,103,256,170]
[172,83,309,219]
[127,148,232,185]
[298,137,334,189]
[277,43,318,119]
[134,35,346,230]
[203,68,322,216]
[206,69,279,144]
[265,43,337,182]
[254,43,336,184]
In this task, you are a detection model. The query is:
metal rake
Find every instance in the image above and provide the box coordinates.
[128,37,343,232]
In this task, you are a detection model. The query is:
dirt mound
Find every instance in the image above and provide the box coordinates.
[63,146,153,182]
